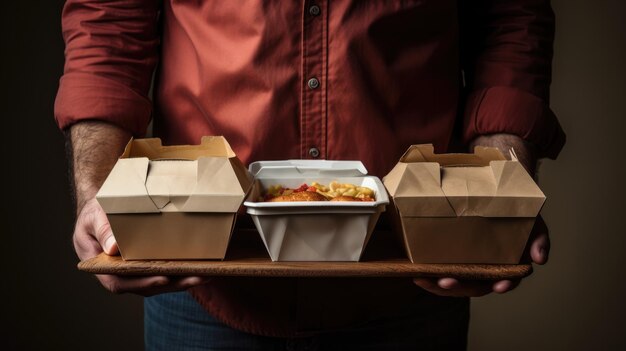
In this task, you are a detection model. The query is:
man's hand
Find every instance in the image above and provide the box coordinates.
[413,133,549,297]
[414,217,549,297]
[68,121,208,296]
[75,198,209,296]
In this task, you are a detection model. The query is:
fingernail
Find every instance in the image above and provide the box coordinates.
[103,236,115,253]
[438,278,456,289]
[494,280,511,293]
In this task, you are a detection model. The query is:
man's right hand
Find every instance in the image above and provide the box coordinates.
[68,121,208,296]
[74,198,209,296]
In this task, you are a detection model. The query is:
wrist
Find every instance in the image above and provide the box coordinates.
[66,121,132,215]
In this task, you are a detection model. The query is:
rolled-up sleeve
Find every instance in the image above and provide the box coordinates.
[54,0,159,136]
[460,0,566,159]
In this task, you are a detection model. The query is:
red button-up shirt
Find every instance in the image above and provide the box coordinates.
[55,0,565,337]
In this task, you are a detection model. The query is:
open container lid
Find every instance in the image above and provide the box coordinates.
[248,160,368,178]
[244,160,389,210]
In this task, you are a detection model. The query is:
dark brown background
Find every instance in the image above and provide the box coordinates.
[3,0,624,349]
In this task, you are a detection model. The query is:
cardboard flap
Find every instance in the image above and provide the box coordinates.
[385,145,545,218]
[144,160,197,210]
[198,136,238,158]
[436,161,545,217]
[124,136,237,160]
[400,144,506,166]
[229,157,254,192]
[440,166,497,216]
[96,158,160,213]
[487,160,546,217]
[182,157,249,212]
[249,160,368,178]
[101,136,252,214]
[383,162,456,217]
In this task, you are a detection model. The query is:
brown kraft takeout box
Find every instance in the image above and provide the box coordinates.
[96,136,253,260]
[383,144,545,264]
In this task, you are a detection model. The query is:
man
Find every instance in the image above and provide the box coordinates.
[55,0,565,349]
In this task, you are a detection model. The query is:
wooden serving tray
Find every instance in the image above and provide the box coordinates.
[78,230,532,280]
[79,254,531,279]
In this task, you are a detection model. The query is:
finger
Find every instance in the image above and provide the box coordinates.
[137,276,211,296]
[438,278,493,297]
[413,277,440,291]
[530,232,549,265]
[73,215,105,261]
[439,278,519,295]
[73,200,117,258]
[413,278,463,297]
[414,278,492,297]
[530,217,550,265]
[414,277,458,297]
[73,230,102,261]
[141,276,209,296]
[413,278,493,297]
[97,275,168,295]
[168,276,212,290]
[96,275,210,297]
[492,279,521,294]
[438,277,459,289]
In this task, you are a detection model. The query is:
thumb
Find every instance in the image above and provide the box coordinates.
[89,203,118,256]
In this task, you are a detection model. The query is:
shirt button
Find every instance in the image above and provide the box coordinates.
[309,5,321,16]
[307,77,320,90]
[309,147,320,158]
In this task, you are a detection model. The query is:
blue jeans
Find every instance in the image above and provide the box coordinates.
[145,291,468,351]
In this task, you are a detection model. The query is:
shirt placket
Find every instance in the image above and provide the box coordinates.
[300,0,328,159]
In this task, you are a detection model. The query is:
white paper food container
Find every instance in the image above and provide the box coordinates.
[244,160,389,261]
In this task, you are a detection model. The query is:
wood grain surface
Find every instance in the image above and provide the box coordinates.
[77,229,533,280]
[78,253,532,279]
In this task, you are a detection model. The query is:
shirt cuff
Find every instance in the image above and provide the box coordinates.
[54,72,152,136]
[463,86,566,159]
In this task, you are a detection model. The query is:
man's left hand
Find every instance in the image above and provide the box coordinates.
[413,133,549,297]
[413,216,549,297]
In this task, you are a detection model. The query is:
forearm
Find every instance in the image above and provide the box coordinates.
[459,0,565,160]
[66,121,131,214]
[469,133,538,176]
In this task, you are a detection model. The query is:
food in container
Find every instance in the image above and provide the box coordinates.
[262,181,375,202]
[244,160,389,262]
